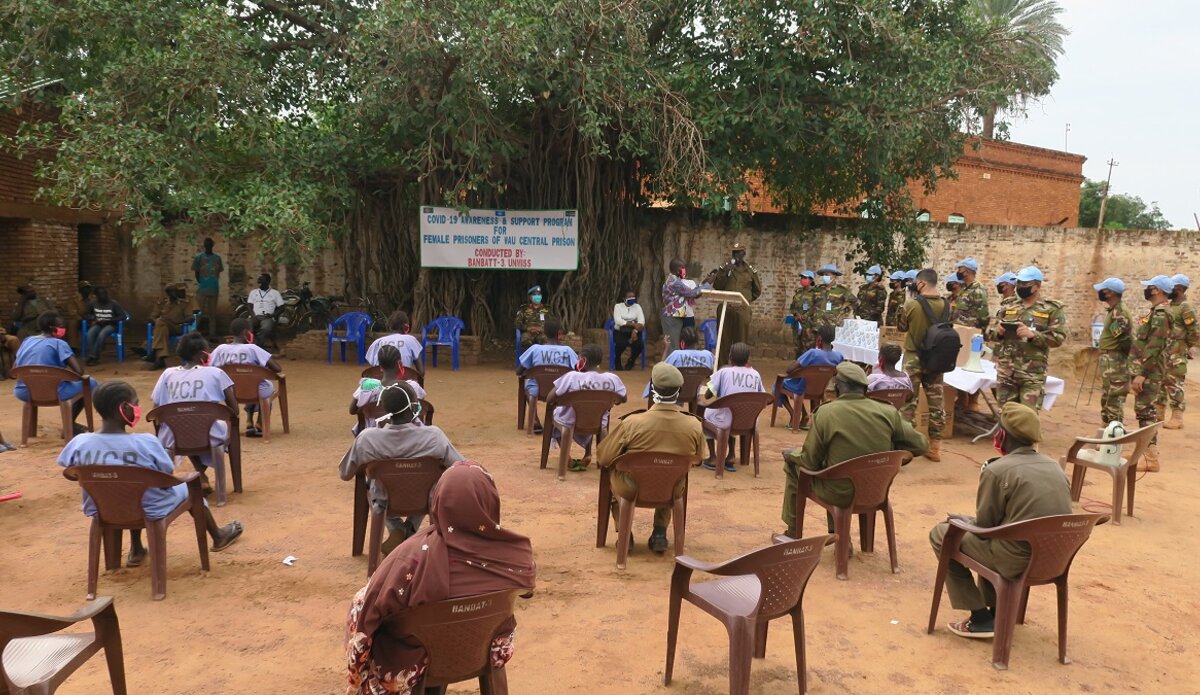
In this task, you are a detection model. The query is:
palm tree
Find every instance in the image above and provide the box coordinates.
[971,0,1069,139]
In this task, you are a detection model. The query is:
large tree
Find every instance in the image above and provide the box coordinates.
[2,0,1041,337]
[1078,179,1173,231]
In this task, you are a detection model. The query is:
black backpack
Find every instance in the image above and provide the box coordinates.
[914,295,961,374]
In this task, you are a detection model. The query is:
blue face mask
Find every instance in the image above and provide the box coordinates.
[625,297,636,306]
[821,275,832,285]
[867,275,877,283]
[531,294,543,304]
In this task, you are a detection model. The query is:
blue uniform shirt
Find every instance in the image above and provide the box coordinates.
[59,432,193,519]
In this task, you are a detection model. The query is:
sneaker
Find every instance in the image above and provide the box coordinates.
[947,618,994,639]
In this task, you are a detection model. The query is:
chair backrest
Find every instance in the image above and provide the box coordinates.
[363,457,446,516]
[867,388,912,410]
[386,589,521,687]
[973,513,1108,584]
[10,365,84,405]
[709,534,835,620]
[522,365,571,401]
[677,367,713,404]
[706,391,773,432]
[699,319,717,351]
[603,318,615,331]
[62,465,181,528]
[818,450,910,510]
[425,316,465,344]
[145,401,235,455]
[613,452,694,507]
[220,364,277,403]
[555,389,624,432]
[1073,421,1161,468]
[419,399,435,426]
[331,312,372,336]
[790,365,837,399]
[360,366,425,388]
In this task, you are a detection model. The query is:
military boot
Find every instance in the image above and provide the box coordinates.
[1163,411,1183,430]
[925,439,942,462]
[1138,445,1160,472]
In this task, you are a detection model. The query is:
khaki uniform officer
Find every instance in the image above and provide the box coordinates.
[706,242,762,360]
[596,363,706,555]
[145,283,192,370]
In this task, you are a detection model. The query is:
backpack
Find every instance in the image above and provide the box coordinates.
[914,295,961,374]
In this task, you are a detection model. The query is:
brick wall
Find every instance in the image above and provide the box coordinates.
[0,108,46,205]
[0,218,80,324]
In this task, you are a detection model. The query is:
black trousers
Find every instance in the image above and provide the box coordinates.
[614,328,643,366]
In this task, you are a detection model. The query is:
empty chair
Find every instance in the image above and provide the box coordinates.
[359,457,447,577]
[867,388,912,410]
[539,390,624,481]
[10,366,95,447]
[421,316,465,371]
[700,392,773,479]
[516,365,571,434]
[145,402,242,506]
[221,364,290,443]
[770,365,836,431]
[793,450,912,580]
[0,596,125,695]
[927,513,1109,670]
[595,452,693,569]
[665,534,835,695]
[1062,423,1160,525]
[327,312,373,365]
[604,318,646,370]
[699,319,717,352]
[62,465,209,601]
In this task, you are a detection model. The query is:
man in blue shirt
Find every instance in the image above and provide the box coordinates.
[777,324,843,429]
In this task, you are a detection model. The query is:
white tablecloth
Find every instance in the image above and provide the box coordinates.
[832,341,880,365]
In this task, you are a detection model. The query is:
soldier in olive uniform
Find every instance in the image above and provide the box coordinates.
[1093,278,1133,425]
[514,285,554,351]
[856,264,887,325]
[12,284,54,339]
[63,281,93,351]
[145,282,192,370]
[953,258,990,331]
[705,242,762,361]
[993,267,1066,410]
[1158,274,1199,429]
[987,272,1019,364]
[810,264,858,336]
[944,272,962,316]
[1131,275,1176,471]
[789,270,816,358]
[884,271,907,327]
[898,269,948,461]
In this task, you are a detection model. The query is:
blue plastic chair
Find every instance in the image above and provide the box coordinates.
[328,312,372,365]
[421,316,465,371]
[515,328,523,367]
[81,313,130,362]
[604,318,646,370]
[699,319,718,352]
[145,313,200,356]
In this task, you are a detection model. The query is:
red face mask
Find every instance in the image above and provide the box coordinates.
[678,268,687,279]
[800,278,811,288]
[51,326,67,339]
[199,351,211,366]
[992,429,1006,455]
[575,357,588,372]
[121,402,142,428]
[245,331,255,345]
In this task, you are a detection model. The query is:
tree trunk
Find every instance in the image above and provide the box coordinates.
[981,107,996,139]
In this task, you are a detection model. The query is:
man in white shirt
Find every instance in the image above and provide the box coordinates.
[612,290,646,371]
[247,273,285,349]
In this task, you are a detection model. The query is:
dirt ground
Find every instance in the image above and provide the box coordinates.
[1,350,1197,694]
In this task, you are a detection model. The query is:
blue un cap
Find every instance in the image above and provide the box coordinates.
[904,270,918,281]
[994,272,1017,286]
[888,271,906,281]
[1141,275,1175,294]
[1015,266,1044,283]
[1092,278,1125,294]
[528,285,543,295]
[1171,274,1191,289]
[800,270,815,280]
[817,263,842,276]
[866,264,882,277]
[956,257,979,272]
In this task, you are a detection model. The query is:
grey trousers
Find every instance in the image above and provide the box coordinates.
[661,315,683,356]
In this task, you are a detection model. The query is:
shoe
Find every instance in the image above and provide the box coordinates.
[925,439,942,462]
[145,358,166,371]
[532,423,543,435]
[624,361,636,371]
[1138,445,1160,472]
[245,427,263,438]
[947,617,994,639]
[1164,412,1183,430]
[648,528,668,554]
[72,423,89,435]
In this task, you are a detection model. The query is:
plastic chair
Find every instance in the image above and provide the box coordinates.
[355,457,447,577]
[386,589,522,694]
[927,513,1109,670]
[1062,422,1161,525]
[665,534,836,695]
[220,364,289,443]
[10,366,95,447]
[327,312,372,365]
[647,366,713,415]
[539,390,624,481]
[793,450,912,580]
[516,365,571,434]
[80,312,130,362]
[699,319,717,352]
[62,465,209,601]
[145,314,199,356]
[596,452,694,569]
[421,316,465,371]
[700,392,773,479]
[867,388,913,410]
[514,328,523,367]
[769,365,837,431]
[0,596,126,694]
[604,318,646,370]
[361,365,425,389]
[145,402,242,507]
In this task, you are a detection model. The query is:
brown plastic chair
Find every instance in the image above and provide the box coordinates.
[386,589,522,694]
[358,457,447,577]
[867,388,912,410]
[0,596,125,695]
[769,365,836,431]
[595,452,695,569]
[516,365,571,434]
[927,513,1109,670]
[62,466,209,602]
[145,402,242,507]
[700,392,773,479]
[645,367,713,414]
[10,366,95,446]
[664,534,836,695]
[539,389,625,481]
[220,364,289,443]
[793,450,912,580]
[1061,422,1160,525]
[362,365,424,388]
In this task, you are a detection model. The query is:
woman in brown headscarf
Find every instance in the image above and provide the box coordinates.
[345,461,536,694]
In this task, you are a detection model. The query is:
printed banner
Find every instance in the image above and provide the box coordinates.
[419,206,579,270]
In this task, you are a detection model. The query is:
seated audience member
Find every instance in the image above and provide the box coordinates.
[64,281,92,349]
[83,286,127,366]
[781,362,928,537]
[515,285,554,350]
[144,283,192,370]
[516,318,578,434]
[12,311,97,433]
[209,318,284,437]
[58,381,243,565]
[150,332,238,493]
[0,327,19,379]
[547,344,628,471]
[248,273,285,350]
[611,289,646,371]
[697,342,765,472]
[596,363,705,553]
[366,310,425,376]
[928,402,1072,639]
[345,461,535,695]
[13,284,54,339]
[349,345,427,434]
[776,324,844,428]
[867,343,913,392]
[339,381,461,554]
[640,326,713,399]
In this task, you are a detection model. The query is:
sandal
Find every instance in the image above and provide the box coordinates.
[568,459,589,472]
[212,520,244,552]
[126,549,147,568]
[245,427,263,438]
[947,618,994,639]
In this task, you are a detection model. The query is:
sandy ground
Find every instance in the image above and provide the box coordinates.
[1,351,1197,694]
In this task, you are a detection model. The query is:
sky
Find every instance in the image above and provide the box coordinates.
[1006,0,1199,230]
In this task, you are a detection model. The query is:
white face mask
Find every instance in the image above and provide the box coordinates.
[821,275,832,285]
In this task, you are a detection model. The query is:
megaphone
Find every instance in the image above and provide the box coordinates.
[1097,420,1126,466]
[962,334,985,373]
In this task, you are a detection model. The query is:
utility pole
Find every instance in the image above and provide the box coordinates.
[1097,158,1119,230]
[1064,123,1070,151]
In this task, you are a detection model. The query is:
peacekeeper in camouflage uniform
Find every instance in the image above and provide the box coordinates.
[515,284,555,350]
[1092,278,1133,425]
[1158,273,1200,429]
[897,268,948,461]
[987,272,1019,359]
[884,271,908,327]
[992,266,1066,410]
[789,270,816,358]
[810,264,858,335]
[1130,275,1176,471]
[952,257,990,331]
[856,264,887,325]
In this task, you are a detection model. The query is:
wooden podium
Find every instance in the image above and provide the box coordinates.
[700,289,751,366]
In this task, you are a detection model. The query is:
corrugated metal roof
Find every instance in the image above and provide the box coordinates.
[0,77,63,100]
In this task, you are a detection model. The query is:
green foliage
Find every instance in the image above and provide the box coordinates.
[1078,179,1173,231]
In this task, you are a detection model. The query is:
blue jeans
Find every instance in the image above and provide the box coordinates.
[87,324,116,359]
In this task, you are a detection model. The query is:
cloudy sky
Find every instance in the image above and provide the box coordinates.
[1006,0,1198,230]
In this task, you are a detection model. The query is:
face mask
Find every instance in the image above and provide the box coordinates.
[1016,286,1034,300]
[1144,288,1154,301]
[531,294,543,304]
[800,278,811,288]
[51,326,67,339]
[199,351,211,366]
[1096,291,1107,303]
[245,331,255,344]
[625,298,636,306]
[992,428,1006,455]
[121,402,142,428]
[867,275,877,283]
[678,268,687,279]
[360,378,382,391]
[889,282,899,290]
[1168,290,1179,300]
[996,286,1006,295]
[733,252,746,264]
[820,275,832,285]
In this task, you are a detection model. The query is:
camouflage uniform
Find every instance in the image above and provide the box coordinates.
[897,299,946,440]
[789,287,815,358]
[1130,302,1173,444]
[515,303,553,350]
[810,284,858,335]
[885,287,906,327]
[1097,301,1133,425]
[856,281,887,324]
[994,297,1067,410]
[1158,300,1199,413]
[987,296,1020,367]
[954,280,990,331]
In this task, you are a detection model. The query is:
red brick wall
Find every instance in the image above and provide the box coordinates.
[0,108,47,205]
[0,218,80,324]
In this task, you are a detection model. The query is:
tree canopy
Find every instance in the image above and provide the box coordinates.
[2,0,1047,335]
[1078,178,1173,231]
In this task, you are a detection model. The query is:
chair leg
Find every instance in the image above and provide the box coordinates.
[229,442,243,494]
[883,501,899,574]
[147,521,167,601]
[1110,469,1125,525]
[21,402,31,446]
[61,401,73,441]
[672,496,686,557]
[770,390,780,427]
[96,606,128,695]
[834,509,851,580]
[1126,467,1137,519]
[752,428,761,477]
[1056,578,1071,664]
[615,498,633,570]
[859,512,873,553]
[927,552,951,634]
[367,510,385,578]
[279,384,290,433]
[557,426,573,482]
[791,608,808,695]
[664,580,684,685]
[596,472,611,548]
[260,397,272,443]
[991,582,1017,670]
[1017,586,1031,624]
[103,528,123,571]
[753,621,769,659]
[352,473,368,556]
[1069,464,1085,501]
[212,446,228,507]
[728,621,754,695]
[192,497,210,572]
[87,518,102,600]
[789,395,803,431]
